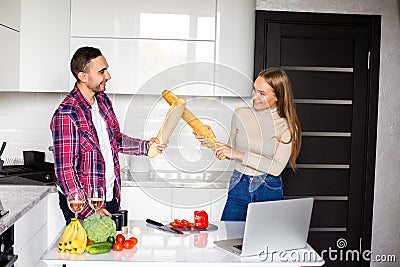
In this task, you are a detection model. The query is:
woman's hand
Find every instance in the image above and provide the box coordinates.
[214,143,244,161]
[193,125,214,147]
[149,138,168,154]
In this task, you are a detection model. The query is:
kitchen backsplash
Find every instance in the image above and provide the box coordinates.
[0,92,251,173]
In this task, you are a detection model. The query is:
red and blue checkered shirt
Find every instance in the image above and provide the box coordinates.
[50,86,149,219]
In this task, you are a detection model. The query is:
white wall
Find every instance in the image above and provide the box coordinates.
[256,0,400,266]
[0,92,247,171]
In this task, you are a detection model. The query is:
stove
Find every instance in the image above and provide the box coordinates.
[0,200,9,219]
[0,210,9,219]
[0,165,56,186]
[0,166,34,176]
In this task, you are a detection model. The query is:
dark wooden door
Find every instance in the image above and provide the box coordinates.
[255,11,380,267]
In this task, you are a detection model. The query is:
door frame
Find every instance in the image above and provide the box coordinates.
[254,11,381,265]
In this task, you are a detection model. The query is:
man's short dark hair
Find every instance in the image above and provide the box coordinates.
[70,47,102,81]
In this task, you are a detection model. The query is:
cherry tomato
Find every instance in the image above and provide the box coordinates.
[113,242,123,251]
[170,221,182,228]
[86,240,94,246]
[116,234,125,243]
[129,236,138,246]
[170,218,195,228]
[180,219,191,227]
[123,239,135,249]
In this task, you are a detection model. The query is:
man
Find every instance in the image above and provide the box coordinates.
[51,46,166,224]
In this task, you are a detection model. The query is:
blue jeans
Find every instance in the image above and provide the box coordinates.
[221,170,283,221]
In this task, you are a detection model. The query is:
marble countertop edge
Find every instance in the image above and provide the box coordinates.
[0,185,56,235]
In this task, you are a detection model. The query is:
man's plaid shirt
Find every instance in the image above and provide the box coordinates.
[51,86,148,219]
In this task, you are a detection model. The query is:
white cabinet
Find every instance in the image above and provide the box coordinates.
[0,0,21,30]
[14,198,48,267]
[121,187,172,220]
[0,25,20,91]
[1,0,255,94]
[69,0,216,95]
[69,0,255,96]
[14,193,64,267]
[0,0,20,91]
[214,0,256,97]
[71,0,216,40]
[70,38,214,94]
[19,0,70,92]
[121,186,227,222]
[0,0,70,92]
[46,192,66,245]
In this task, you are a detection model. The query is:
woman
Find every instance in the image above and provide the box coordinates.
[196,67,301,221]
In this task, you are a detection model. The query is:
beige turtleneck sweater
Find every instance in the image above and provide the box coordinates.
[229,107,292,177]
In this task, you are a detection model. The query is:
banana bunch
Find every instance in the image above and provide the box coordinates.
[58,218,87,254]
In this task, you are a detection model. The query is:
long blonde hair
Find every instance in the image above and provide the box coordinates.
[258,68,302,170]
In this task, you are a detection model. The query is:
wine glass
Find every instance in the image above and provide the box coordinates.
[67,188,86,218]
[88,186,105,211]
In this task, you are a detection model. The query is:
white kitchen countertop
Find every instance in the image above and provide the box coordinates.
[42,220,324,267]
[0,184,55,235]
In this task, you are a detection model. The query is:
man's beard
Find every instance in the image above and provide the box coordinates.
[91,83,106,93]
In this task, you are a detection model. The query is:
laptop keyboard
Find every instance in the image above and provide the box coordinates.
[233,244,243,251]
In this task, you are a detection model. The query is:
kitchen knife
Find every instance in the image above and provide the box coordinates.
[146,219,184,235]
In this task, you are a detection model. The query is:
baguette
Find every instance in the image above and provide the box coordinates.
[162,90,225,160]
[148,97,186,158]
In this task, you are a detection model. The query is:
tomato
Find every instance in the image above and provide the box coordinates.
[180,219,191,227]
[123,239,135,249]
[194,210,208,229]
[86,240,94,246]
[170,221,182,228]
[116,234,125,243]
[113,242,123,251]
[129,237,138,246]
[170,218,195,228]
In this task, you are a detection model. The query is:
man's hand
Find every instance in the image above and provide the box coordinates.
[149,138,168,154]
[96,208,112,217]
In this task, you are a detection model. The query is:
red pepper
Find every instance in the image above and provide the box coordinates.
[194,210,208,229]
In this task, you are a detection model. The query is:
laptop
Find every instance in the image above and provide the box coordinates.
[214,197,314,257]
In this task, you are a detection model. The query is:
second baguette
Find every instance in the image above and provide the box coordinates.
[162,90,225,159]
